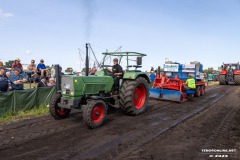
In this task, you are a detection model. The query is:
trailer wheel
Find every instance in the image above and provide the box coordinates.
[49,93,71,119]
[83,100,107,129]
[194,86,201,97]
[234,75,240,85]
[200,86,205,96]
[120,77,149,115]
[219,75,226,85]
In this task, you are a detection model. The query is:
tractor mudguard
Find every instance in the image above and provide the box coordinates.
[234,70,240,75]
[123,72,150,83]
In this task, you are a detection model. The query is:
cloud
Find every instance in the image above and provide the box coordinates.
[0,8,14,18]
[26,50,31,54]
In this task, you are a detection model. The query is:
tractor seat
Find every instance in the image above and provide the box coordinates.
[127,65,142,68]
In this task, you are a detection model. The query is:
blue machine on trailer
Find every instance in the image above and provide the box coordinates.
[150,61,206,103]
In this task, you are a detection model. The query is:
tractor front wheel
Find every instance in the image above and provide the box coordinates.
[234,75,240,85]
[219,75,226,85]
[83,100,107,129]
[120,77,149,115]
[49,93,71,119]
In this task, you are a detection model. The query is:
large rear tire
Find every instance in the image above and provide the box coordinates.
[83,100,107,129]
[234,74,240,85]
[194,86,201,97]
[119,77,149,115]
[49,93,71,119]
[219,75,226,85]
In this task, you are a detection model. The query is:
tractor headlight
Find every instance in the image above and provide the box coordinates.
[70,92,74,95]
[64,84,71,89]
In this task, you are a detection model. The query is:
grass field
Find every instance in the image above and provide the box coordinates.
[0,105,49,124]
[23,83,38,89]
[207,81,219,86]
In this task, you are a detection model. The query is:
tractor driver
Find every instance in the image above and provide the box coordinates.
[185,75,196,90]
[109,58,123,94]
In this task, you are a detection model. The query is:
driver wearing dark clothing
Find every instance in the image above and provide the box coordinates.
[112,58,123,94]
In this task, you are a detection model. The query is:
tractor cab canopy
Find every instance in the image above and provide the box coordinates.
[222,63,240,70]
[100,52,146,71]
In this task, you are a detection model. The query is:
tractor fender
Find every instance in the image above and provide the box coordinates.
[234,70,240,75]
[220,70,227,75]
[123,72,150,83]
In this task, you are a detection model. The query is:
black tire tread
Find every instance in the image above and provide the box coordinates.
[234,74,240,85]
[219,75,226,85]
[83,99,107,129]
[194,86,201,97]
[49,93,71,119]
[119,77,149,115]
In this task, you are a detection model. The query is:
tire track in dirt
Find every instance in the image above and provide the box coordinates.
[0,85,230,160]
[95,87,233,160]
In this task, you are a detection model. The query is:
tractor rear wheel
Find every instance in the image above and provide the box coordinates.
[219,75,226,85]
[194,86,201,97]
[234,75,240,85]
[200,86,205,96]
[119,77,149,115]
[83,100,107,129]
[49,93,71,119]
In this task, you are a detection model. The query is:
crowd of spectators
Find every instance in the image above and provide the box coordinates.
[0,58,56,93]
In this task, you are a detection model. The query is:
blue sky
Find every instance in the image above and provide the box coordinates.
[0,0,240,71]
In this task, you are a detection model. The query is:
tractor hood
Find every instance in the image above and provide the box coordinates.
[61,75,114,98]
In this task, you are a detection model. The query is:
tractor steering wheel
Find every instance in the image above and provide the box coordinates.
[103,68,113,76]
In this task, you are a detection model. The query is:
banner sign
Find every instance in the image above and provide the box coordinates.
[182,64,195,72]
[164,64,179,72]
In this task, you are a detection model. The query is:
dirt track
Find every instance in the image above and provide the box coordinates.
[0,85,239,160]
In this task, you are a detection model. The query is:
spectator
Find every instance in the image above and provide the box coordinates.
[150,67,154,72]
[0,67,11,92]
[51,65,55,79]
[26,60,36,81]
[149,71,156,83]
[31,68,39,85]
[11,58,23,72]
[27,60,36,74]
[38,76,47,87]
[6,71,11,78]
[90,68,97,75]
[9,68,27,90]
[48,78,55,86]
[37,59,48,76]
[0,59,3,67]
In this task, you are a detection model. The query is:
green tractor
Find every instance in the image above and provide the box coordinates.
[49,44,150,128]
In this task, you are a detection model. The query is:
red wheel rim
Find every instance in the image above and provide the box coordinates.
[180,92,185,102]
[201,87,205,94]
[57,108,67,115]
[198,87,201,95]
[91,106,104,123]
[133,84,146,109]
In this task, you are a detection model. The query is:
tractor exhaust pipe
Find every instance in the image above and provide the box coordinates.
[85,43,89,76]
[55,64,61,92]
[157,66,161,77]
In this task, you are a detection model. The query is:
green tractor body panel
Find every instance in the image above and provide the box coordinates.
[123,71,150,83]
[61,75,114,99]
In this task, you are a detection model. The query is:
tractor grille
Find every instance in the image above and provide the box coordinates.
[61,76,74,94]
